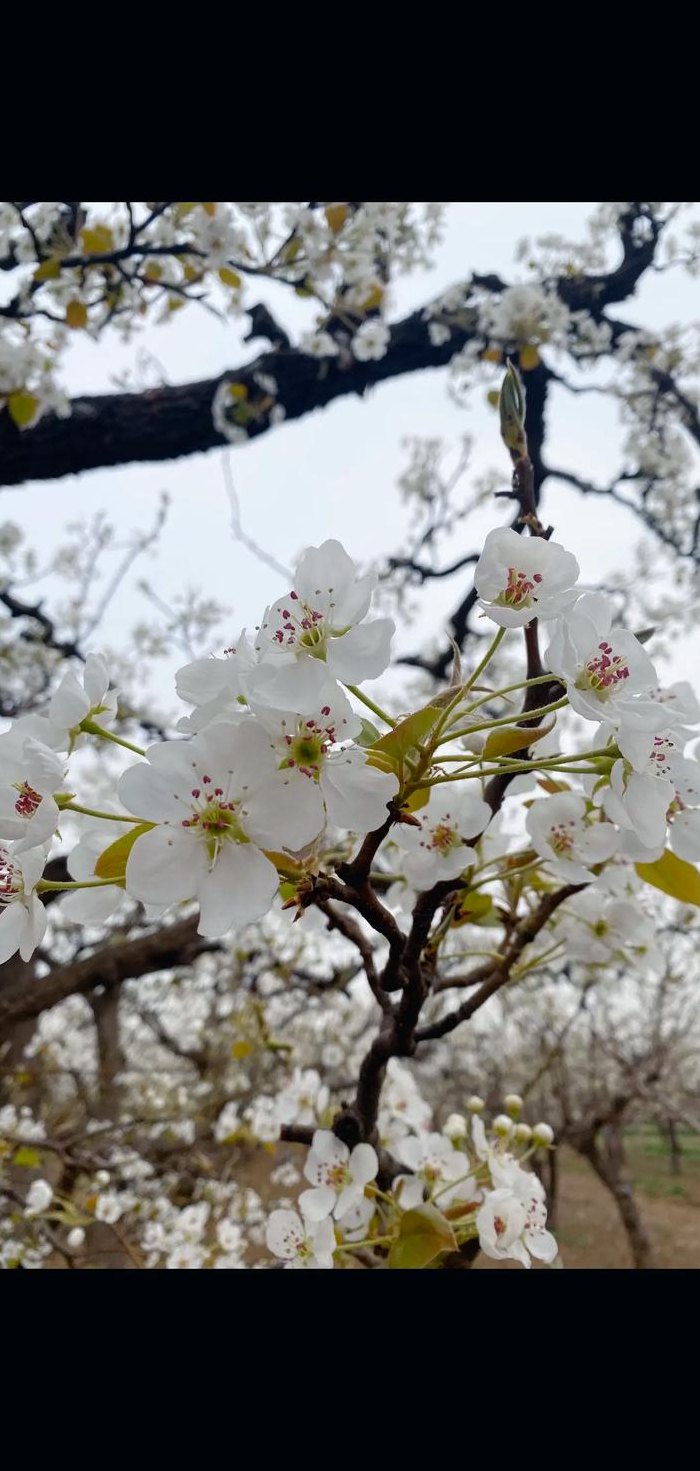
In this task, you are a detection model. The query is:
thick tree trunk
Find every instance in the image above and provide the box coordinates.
[664,1117,679,1176]
[0,309,477,489]
[578,1133,653,1270]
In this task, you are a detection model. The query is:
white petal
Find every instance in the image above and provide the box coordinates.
[309,1130,348,1166]
[50,673,90,730]
[125,826,203,906]
[60,886,124,924]
[0,903,25,964]
[349,1143,379,1186]
[298,1186,335,1222]
[266,1209,304,1259]
[327,619,395,683]
[197,842,278,935]
[670,809,700,862]
[321,750,397,833]
[19,895,46,960]
[295,540,356,610]
[245,774,325,852]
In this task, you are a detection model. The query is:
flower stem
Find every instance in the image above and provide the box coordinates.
[79,720,146,756]
[463,625,506,692]
[345,685,396,728]
[37,878,119,893]
[63,803,143,824]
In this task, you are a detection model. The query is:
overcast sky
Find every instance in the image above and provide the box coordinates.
[6,202,700,722]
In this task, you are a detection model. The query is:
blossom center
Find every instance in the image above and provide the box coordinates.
[576,642,630,699]
[422,817,460,856]
[495,566,543,611]
[549,820,576,855]
[324,1162,350,1190]
[180,780,248,858]
[279,710,339,779]
[13,783,42,817]
[264,591,331,660]
[0,849,22,906]
[648,736,675,777]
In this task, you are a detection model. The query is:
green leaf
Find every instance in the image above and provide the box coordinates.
[7,391,40,429]
[94,823,154,882]
[33,257,62,282]
[635,849,700,907]
[65,300,88,330]
[80,224,114,254]
[452,892,494,927]
[264,851,304,882]
[13,1147,41,1168]
[367,706,441,773]
[219,266,242,288]
[403,785,430,814]
[483,719,555,761]
[388,1204,457,1270]
[356,718,381,748]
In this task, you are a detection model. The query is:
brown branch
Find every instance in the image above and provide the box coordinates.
[0,917,219,1034]
[415,886,581,1043]
[315,899,392,1015]
[0,302,480,488]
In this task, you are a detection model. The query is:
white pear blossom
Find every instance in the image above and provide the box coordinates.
[603,728,700,860]
[94,1191,124,1224]
[474,527,580,628]
[351,320,390,361]
[275,1068,330,1129]
[526,792,620,884]
[395,787,492,890]
[49,653,118,746]
[476,1182,557,1268]
[647,680,700,735]
[174,634,257,734]
[379,1059,433,1144]
[298,330,340,358]
[0,843,48,964]
[300,1129,378,1222]
[545,595,666,729]
[333,1195,376,1241]
[119,721,318,937]
[0,738,66,853]
[25,1179,53,1216]
[251,682,398,838]
[251,539,395,703]
[554,889,661,970]
[394,1132,480,1211]
[265,1209,335,1269]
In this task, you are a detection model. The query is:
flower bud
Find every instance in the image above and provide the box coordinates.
[514,1123,532,1144]
[67,1227,85,1251]
[504,1093,524,1119]
[532,1122,554,1147]
[499,361,528,460]
[444,1112,467,1140]
[467,1095,485,1114]
[95,1169,110,1187]
[492,1114,514,1139]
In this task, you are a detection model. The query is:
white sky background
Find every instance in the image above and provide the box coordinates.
[7,202,700,725]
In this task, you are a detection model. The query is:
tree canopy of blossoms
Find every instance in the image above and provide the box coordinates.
[2,317,699,1270]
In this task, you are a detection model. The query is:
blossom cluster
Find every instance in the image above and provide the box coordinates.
[0,202,444,433]
[265,1101,558,1270]
[2,495,699,1271]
